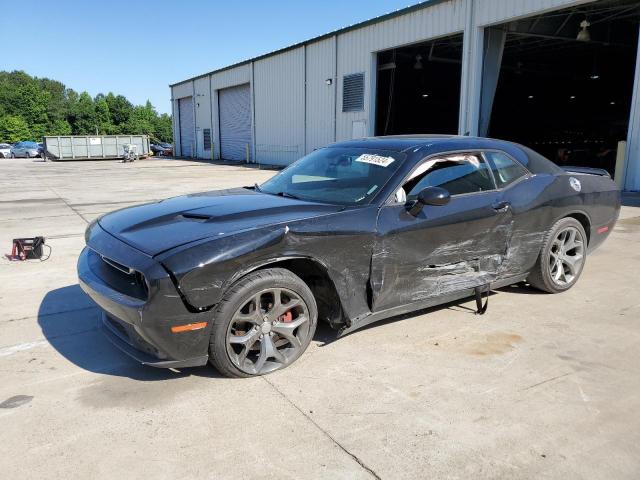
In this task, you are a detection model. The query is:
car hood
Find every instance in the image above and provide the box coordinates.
[98,187,344,256]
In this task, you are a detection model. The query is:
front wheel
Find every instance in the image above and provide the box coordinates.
[209,268,318,377]
[527,217,587,293]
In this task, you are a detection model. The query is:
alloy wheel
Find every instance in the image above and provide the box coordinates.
[226,287,311,375]
[548,226,585,286]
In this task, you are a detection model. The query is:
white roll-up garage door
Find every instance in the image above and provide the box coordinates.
[219,84,251,161]
[178,97,194,157]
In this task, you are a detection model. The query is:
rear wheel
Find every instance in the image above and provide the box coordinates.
[209,268,317,378]
[527,217,587,293]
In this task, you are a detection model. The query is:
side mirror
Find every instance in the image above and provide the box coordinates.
[406,186,450,216]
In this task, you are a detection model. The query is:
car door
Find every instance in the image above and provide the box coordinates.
[17,142,27,157]
[370,151,514,312]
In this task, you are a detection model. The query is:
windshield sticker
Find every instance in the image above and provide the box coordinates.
[355,154,395,167]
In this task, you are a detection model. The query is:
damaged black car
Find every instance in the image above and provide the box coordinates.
[78,136,620,377]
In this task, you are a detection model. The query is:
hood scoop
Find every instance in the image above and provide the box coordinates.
[98,188,345,256]
[180,212,212,221]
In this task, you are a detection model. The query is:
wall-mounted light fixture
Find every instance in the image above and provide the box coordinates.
[577,19,591,42]
[414,54,423,70]
[325,78,333,85]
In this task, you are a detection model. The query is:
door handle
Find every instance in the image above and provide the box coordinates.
[492,201,510,212]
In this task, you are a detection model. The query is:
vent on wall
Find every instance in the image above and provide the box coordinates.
[342,73,365,112]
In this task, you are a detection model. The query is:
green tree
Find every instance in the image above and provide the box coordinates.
[70,91,98,134]
[0,115,31,142]
[0,70,172,141]
[125,100,156,135]
[49,118,72,135]
[153,113,173,142]
[105,93,133,127]
[94,96,112,134]
[39,78,67,128]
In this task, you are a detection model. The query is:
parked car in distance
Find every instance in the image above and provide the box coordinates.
[151,142,173,156]
[10,141,41,158]
[0,143,11,158]
[78,136,620,378]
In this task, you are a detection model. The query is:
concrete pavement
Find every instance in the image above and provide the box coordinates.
[1,157,639,479]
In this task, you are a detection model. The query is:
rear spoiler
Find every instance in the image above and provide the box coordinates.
[562,166,611,178]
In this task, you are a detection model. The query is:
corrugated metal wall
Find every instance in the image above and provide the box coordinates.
[170,0,640,191]
[335,0,466,140]
[218,83,252,161]
[172,82,194,156]
[178,97,194,157]
[194,76,211,158]
[171,0,588,160]
[305,37,336,153]
[475,0,592,26]
[210,65,252,160]
[253,47,305,166]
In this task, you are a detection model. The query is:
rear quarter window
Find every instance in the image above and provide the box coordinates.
[519,146,564,175]
[484,151,529,188]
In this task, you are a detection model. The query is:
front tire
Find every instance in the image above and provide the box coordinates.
[209,268,318,378]
[527,217,587,293]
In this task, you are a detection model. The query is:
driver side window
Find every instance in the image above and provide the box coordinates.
[399,153,495,201]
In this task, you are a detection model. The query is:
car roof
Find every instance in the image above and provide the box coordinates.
[328,135,563,175]
[329,135,521,153]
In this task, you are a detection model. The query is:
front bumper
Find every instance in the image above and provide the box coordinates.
[78,225,211,368]
[100,312,207,368]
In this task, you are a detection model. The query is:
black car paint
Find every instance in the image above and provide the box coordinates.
[77,137,620,368]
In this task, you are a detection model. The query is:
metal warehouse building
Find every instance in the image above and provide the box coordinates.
[170,0,640,191]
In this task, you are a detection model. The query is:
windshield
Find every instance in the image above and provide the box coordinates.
[259,147,406,206]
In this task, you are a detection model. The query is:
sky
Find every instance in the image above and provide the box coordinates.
[4,0,423,114]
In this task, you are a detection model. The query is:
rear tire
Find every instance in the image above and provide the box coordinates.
[527,217,587,293]
[209,268,318,378]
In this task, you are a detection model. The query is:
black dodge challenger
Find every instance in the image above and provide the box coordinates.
[78,136,620,377]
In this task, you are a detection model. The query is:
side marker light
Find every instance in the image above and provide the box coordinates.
[171,322,208,333]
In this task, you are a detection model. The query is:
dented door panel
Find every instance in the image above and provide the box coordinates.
[371,191,513,312]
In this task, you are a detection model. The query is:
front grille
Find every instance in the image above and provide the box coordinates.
[100,255,133,274]
[88,249,148,300]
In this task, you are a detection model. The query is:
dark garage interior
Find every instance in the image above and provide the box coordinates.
[375,34,463,136]
[375,1,640,178]
[488,0,640,176]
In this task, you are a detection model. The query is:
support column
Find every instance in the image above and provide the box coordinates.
[623,25,640,191]
[478,27,506,137]
[459,0,483,136]
[172,98,181,156]
[170,97,177,155]
[191,80,197,158]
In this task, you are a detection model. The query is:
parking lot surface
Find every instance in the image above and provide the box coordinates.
[1,157,639,479]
